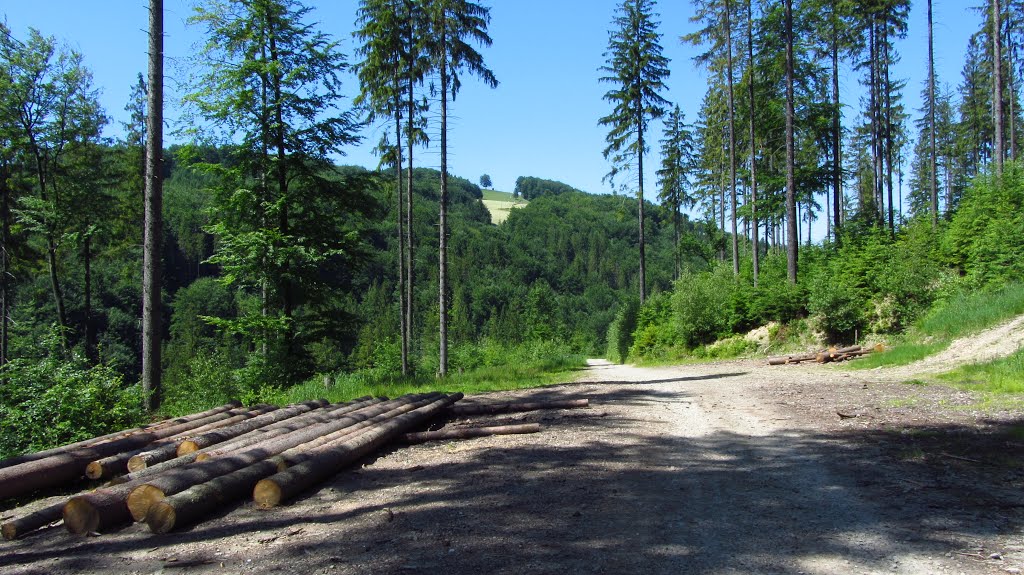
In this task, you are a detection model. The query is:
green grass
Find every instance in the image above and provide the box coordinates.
[482,189,520,202]
[938,348,1024,394]
[847,282,1024,370]
[270,353,587,405]
[919,282,1024,339]
[846,341,947,369]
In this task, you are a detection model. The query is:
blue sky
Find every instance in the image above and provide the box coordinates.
[2,0,982,232]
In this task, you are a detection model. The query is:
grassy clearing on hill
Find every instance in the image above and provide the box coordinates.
[480,189,528,224]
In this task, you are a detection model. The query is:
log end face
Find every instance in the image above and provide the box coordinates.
[177,441,199,456]
[1,521,17,541]
[127,455,147,472]
[253,479,282,509]
[195,453,211,462]
[127,485,165,523]
[63,497,100,535]
[146,501,176,534]
[85,461,104,480]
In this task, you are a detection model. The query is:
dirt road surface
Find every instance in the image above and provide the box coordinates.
[3,358,1023,574]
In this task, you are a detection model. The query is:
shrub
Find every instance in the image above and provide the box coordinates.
[807,272,864,344]
[671,266,737,348]
[606,298,640,363]
[0,333,144,459]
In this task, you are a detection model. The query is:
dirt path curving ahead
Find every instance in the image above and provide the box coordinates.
[3,358,1022,574]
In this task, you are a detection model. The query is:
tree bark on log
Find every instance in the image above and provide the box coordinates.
[0,402,270,499]
[193,397,389,461]
[146,394,459,533]
[448,399,588,416]
[0,402,241,472]
[173,398,337,457]
[400,423,541,444]
[2,499,65,540]
[87,405,278,480]
[126,394,441,523]
[252,393,463,510]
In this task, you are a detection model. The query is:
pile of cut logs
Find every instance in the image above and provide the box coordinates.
[0,393,588,539]
[767,343,885,365]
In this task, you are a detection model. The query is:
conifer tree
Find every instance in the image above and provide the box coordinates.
[142,0,163,410]
[600,0,670,305]
[424,0,497,376]
[657,104,695,280]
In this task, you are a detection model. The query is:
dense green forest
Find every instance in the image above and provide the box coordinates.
[1,0,1023,460]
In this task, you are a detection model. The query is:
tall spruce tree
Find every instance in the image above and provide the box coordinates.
[656,104,695,280]
[354,0,410,375]
[185,0,366,381]
[600,0,670,304]
[424,0,497,377]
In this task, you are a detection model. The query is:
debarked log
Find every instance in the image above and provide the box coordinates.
[448,398,588,416]
[399,423,541,444]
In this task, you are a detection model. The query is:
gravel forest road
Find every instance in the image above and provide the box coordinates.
[3,357,1023,575]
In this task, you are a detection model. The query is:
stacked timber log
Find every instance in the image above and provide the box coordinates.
[0,392,590,540]
[767,344,885,365]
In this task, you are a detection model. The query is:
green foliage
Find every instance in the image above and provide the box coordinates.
[605,298,639,364]
[629,292,678,359]
[944,161,1024,287]
[513,176,585,200]
[671,265,737,348]
[0,331,143,459]
[807,273,864,343]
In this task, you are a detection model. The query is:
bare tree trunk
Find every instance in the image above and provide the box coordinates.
[726,0,739,276]
[994,0,1004,175]
[784,0,798,284]
[405,21,416,372]
[831,6,842,242]
[83,235,95,363]
[438,26,449,377]
[395,91,408,376]
[928,0,938,228]
[0,161,9,368]
[142,0,164,411]
[637,108,647,306]
[884,31,895,235]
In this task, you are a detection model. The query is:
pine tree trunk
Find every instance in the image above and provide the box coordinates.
[395,89,408,376]
[438,25,449,377]
[1,161,9,368]
[84,235,95,363]
[831,9,842,242]
[142,0,164,411]
[726,0,739,276]
[405,34,416,371]
[883,31,895,235]
[637,116,646,306]
[749,0,759,285]
[269,17,294,361]
[784,0,798,284]
[993,0,1004,175]
[928,0,938,228]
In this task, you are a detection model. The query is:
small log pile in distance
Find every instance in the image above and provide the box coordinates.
[0,392,588,540]
[767,344,885,366]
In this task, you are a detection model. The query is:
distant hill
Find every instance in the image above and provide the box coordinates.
[514,176,586,200]
[481,189,528,224]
